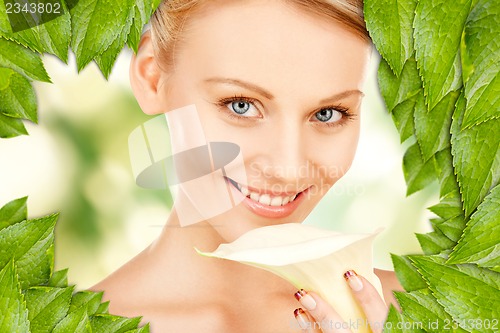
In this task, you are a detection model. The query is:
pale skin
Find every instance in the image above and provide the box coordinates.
[90,1,403,332]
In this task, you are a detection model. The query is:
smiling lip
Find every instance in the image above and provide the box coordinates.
[226,178,308,218]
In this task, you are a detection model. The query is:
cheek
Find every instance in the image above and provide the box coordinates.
[308,123,361,188]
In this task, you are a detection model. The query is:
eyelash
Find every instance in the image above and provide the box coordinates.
[215,95,356,127]
[215,95,262,122]
[315,105,356,128]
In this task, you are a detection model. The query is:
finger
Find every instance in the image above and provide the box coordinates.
[344,270,388,333]
[294,308,322,333]
[294,289,352,333]
[305,310,325,333]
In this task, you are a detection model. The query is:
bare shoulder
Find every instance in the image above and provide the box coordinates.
[86,249,156,319]
[374,268,403,309]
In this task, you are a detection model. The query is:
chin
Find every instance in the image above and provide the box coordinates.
[207,196,315,244]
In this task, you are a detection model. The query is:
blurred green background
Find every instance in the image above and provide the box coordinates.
[0,49,437,289]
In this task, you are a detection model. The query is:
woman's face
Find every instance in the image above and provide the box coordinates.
[154,0,371,241]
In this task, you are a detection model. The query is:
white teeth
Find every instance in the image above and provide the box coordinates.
[231,180,301,207]
[250,192,260,202]
[258,194,271,205]
[241,186,250,196]
[270,196,283,207]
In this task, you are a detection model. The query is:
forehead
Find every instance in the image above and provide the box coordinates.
[174,1,371,97]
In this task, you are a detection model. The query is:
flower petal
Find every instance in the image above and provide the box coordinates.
[197,223,384,332]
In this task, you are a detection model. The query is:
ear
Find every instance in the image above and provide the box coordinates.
[130,31,166,115]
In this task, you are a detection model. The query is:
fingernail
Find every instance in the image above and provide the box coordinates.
[344,270,363,291]
[294,289,317,310]
[294,308,309,329]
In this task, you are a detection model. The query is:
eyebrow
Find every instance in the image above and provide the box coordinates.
[204,77,274,100]
[319,89,364,104]
[203,77,364,103]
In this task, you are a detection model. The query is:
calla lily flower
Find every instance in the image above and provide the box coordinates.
[197,223,384,332]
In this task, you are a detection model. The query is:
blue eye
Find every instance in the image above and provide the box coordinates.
[314,108,342,123]
[223,98,261,118]
[230,101,251,114]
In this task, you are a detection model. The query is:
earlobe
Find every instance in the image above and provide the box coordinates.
[130,31,166,115]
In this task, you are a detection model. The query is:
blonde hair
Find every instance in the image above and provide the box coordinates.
[150,0,369,68]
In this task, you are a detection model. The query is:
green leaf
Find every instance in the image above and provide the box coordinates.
[0,260,30,332]
[0,1,71,62]
[0,111,28,138]
[25,286,74,332]
[90,314,142,332]
[413,0,471,110]
[0,196,27,230]
[81,300,148,332]
[53,307,93,333]
[429,218,465,246]
[416,230,456,255]
[0,67,37,123]
[129,324,150,333]
[451,93,500,216]
[377,57,423,143]
[403,143,437,195]
[48,268,69,288]
[0,37,50,82]
[365,0,417,76]
[96,300,110,314]
[69,290,103,316]
[414,91,458,161]
[428,191,466,242]
[26,3,71,63]
[383,305,425,333]
[411,256,500,332]
[95,4,135,79]
[70,0,135,71]
[490,266,500,274]
[391,254,427,292]
[461,0,500,128]
[152,0,161,11]
[127,0,153,53]
[0,214,58,289]
[394,289,468,333]
[378,57,422,112]
[381,306,403,333]
[0,3,35,39]
[433,148,460,198]
[448,185,500,269]
[390,98,416,143]
[370,0,499,330]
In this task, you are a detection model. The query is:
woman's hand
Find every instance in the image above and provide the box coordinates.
[293,270,388,333]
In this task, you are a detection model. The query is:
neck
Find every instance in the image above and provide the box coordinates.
[145,208,294,304]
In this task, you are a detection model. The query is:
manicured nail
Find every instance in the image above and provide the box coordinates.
[294,289,317,310]
[294,308,309,329]
[344,270,363,291]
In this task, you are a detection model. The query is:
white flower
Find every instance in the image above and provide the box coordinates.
[197,223,384,333]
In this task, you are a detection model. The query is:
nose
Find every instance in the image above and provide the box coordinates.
[259,117,309,184]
